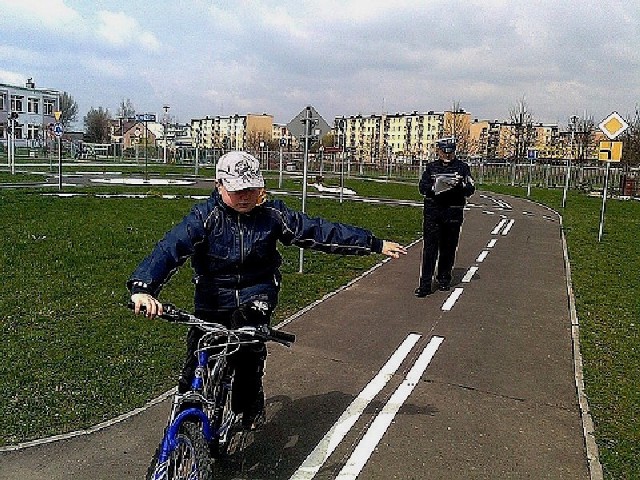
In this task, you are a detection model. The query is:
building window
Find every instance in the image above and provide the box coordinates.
[44,98,55,116]
[14,124,23,139]
[0,92,6,111]
[27,124,39,140]
[28,97,39,114]
[0,123,5,138]
[11,95,24,112]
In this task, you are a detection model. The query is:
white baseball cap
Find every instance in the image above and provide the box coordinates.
[216,151,265,191]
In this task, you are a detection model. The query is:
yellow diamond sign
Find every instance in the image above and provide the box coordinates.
[599,111,628,140]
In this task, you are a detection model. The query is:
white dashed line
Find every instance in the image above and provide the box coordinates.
[462,266,479,283]
[487,239,497,248]
[491,219,507,234]
[476,251,489,263]
[442,288,464,311]
[502,219,515,235]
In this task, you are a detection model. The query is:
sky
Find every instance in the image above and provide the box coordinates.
[1,0,639,130]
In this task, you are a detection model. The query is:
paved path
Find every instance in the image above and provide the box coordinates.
[0,192,593,479]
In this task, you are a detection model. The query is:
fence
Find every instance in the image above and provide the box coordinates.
[254,150,640,197]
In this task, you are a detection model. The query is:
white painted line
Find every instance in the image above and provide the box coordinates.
[491,219,507,235]
[476,250,489,263]
[336,336,445,480]
[442,287,464,311]
[482,210,495,215]
[502,219,515,235]
[289,333,421,480]
[462,266,479,283]
[487,239,497,248]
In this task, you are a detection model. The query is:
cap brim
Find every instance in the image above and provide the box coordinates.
[221,176,265,192]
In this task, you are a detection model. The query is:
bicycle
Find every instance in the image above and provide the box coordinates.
[127,301,295,480]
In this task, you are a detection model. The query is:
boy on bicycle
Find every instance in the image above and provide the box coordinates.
[128,151,406,429]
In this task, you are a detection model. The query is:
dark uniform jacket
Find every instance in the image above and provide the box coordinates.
[419,158,475,208]
[128,190,383,313]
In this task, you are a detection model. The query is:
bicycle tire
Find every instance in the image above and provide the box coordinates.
[146,421,214,480]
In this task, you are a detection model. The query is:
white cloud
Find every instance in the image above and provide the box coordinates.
[0,0,83,31]
[0,68,26,86]
[96,10,160,53]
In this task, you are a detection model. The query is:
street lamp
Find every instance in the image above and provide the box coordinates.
[163,105,170,164]
[563,115,579,208]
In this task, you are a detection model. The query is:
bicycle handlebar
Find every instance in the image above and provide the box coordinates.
[126,301,296,346]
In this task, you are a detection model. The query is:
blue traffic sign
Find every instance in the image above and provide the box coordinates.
[53,122,64,137]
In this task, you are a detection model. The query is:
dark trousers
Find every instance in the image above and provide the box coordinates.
[182,312,267,415]
[419,205,463,288]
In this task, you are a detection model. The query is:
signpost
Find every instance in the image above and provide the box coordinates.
[287,105,330,273]
[597,112,628,242]
[526,148,537,197]
[136,114,156,180]
[278,137,286,188]
[54,111,63,190]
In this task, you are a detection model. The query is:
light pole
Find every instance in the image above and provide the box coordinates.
[563,115,578,208]
[340,117,346,204]
[163,105,170,164]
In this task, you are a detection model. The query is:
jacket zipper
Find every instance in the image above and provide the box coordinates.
[236,214,243,307]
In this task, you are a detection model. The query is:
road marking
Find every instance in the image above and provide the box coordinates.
[462,266,479,283]
[491,219,507,234]
[289,333,421,480]
[487,239,497,248]
[336,336,445,480]
[502,219,515,235]
[442,287,464,311]
[476,250,489,263]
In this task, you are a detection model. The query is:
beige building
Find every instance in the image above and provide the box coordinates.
[191,113,274,152]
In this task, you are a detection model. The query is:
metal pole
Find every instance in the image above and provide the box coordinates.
[58,136,62,190]
[278,143,283,188]
[299,107,312,273]
[598,161,611,242]
[563,116,577,208]
[144,120,148,180]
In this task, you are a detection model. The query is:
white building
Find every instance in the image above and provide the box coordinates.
[1,78,61,151]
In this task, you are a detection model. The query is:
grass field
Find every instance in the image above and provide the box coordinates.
[0,170,637,479]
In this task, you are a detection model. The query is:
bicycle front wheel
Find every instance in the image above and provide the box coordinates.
[146,421,214,480]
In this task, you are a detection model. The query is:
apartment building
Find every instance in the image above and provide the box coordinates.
[191,113,274,152]
[335,111,445,165]
[1,78,61,149]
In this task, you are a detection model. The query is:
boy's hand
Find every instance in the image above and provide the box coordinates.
[131,293,163,319]
[381,241,407,259]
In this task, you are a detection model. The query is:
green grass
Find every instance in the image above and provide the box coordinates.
[0,187,422,447]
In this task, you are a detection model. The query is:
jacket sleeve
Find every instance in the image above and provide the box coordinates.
[127,204,209,296]
[419,165,435,198]
[267,201,383,255]
[461,163,476,198]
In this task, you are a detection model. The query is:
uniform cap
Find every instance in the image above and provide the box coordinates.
[436,137,456,153]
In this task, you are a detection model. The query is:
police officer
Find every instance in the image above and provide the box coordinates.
[415,137,475,297]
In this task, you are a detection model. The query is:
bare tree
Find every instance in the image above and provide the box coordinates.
[117,98,136,119]
[509,97,535,160]
[621,107,640,168]
[84,107,112,143]
[59,92,78,127]
[444,101,471,154]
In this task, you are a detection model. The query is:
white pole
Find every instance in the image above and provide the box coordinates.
[598,161,611,242]
[299,107,312,273]
[278,143,283,188]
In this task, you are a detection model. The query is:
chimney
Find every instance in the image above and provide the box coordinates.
[26,78,35,88]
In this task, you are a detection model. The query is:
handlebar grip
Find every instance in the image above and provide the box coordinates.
[270,328,296,344]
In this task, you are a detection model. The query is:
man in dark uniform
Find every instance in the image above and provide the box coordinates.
[415,137,475,297]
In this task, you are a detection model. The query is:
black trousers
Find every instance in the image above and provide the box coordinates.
[182,311,267,415]
[419,205,464,288]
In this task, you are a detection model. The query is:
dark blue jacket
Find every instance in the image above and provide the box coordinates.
[419,158,475,208]
[128,191,383,313]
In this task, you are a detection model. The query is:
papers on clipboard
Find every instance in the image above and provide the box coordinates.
[433,173,461,195]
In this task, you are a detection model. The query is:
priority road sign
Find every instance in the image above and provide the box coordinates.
[599,112,628,140]
[598,141,622,162]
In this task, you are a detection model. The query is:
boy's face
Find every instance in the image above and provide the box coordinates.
[218,183,262,213]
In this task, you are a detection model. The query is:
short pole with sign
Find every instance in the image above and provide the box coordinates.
[526,148,537,197]
[53,111,63,190]
[597,112,628,242]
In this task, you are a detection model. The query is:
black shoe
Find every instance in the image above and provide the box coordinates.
[242,409,265,431]
[414,286,432,297]
[438,283,451,291]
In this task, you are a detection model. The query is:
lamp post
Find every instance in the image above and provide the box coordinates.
[563,115,578,208]
[339,117,346,204]
[163,105,170,164]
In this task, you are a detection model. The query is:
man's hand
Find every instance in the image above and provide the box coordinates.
[130,293,163,319]
[381,241,407,259]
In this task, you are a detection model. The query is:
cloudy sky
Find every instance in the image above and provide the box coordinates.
[1,0,638,129]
